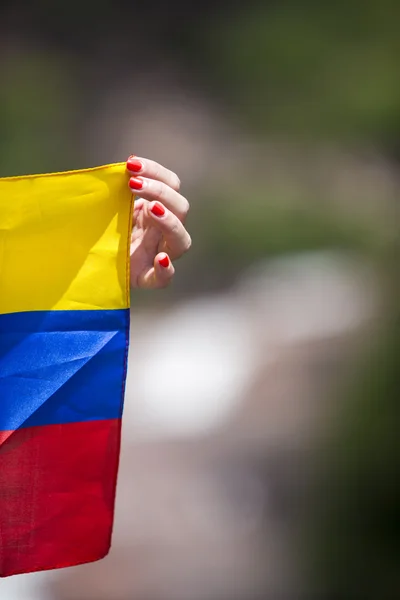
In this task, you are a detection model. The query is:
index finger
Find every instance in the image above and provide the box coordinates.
[126,156,181,192]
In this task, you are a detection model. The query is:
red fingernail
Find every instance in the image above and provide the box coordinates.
[151,202,165,217]
[129,177,144,191]
[158,255,170,268]
[127,157,143,172]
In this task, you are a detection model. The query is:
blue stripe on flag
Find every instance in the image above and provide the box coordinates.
[0,309,129,431]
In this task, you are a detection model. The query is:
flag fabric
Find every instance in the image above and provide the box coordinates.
[0,163,133,577]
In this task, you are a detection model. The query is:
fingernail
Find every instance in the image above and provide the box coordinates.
[127,157,143,173]
[129,177,144,191]
[150,202,165,217]
[158,254,170,268]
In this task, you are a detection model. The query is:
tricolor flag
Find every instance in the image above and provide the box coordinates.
[0,164,132,577]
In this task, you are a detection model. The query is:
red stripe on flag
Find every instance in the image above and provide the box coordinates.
[0,430,12,445]
[0,419,121,577]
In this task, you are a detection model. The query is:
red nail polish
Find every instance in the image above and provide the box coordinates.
[158,255,170,268]
[129,177,144,191]
[151,202,165,217]
[127,157,143,172]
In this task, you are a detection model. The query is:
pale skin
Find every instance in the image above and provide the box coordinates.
[126,156,191,289]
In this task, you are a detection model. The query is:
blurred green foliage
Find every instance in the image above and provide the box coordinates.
[0,50,79,175]
[307,252,400,599]
[3,1,400,172]
[204,1,400,146]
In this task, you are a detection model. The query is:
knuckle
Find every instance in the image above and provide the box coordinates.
[158,274,173,289]
[152,162,162,181]
[172,173,181,191]
[184,234,192,253]
[153,181,165,202]
[170,221,181,238]
[180,197,190,218]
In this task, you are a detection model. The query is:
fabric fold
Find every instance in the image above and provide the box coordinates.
[0,329,119,444]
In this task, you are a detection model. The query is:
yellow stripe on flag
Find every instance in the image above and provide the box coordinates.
[0,163,132,314]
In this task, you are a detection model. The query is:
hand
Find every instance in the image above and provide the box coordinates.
[126,156,191,289]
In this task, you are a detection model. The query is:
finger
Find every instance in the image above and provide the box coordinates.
[137,253,175,289]
[146,201,191,259]
[128,176,189,222]
[154,253,175,288]
[126,156,181,192]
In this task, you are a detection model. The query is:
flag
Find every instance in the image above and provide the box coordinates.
[0,163,132,577]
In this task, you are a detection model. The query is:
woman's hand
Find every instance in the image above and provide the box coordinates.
[126,156,191,289]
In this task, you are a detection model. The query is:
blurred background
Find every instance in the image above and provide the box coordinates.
[0,1,399,598]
